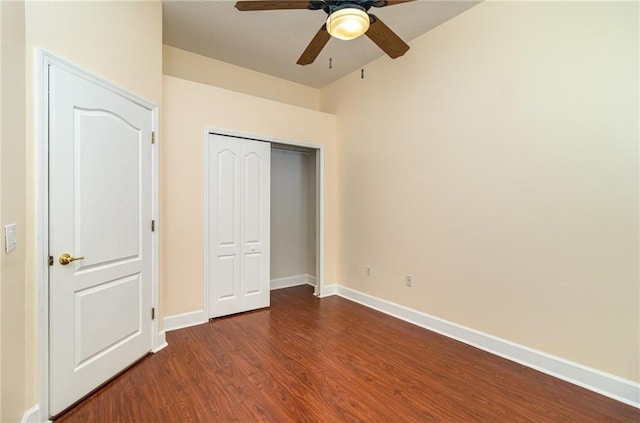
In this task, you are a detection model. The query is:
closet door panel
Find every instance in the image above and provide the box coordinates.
[208,134,270,318]
[243,152,262,243]
[217,255,237,299]
[244,253,261,295]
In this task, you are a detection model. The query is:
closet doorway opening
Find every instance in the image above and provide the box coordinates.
[270,144,320,296]
[205,129,324,320]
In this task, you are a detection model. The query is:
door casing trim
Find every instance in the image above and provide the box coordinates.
[36,50,161,419]
[203,127,326,320]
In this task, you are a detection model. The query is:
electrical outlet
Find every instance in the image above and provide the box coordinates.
[405,275,413,287]
[365,266,372,277]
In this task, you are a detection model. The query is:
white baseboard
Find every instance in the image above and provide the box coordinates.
[152,330,168,353]
[319,283,337,297]
[271,273,316,290]
[21,404,41,423]
[329,285,639,408]
[163,309,207,332]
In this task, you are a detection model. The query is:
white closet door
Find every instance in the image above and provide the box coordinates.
[207,134,270,318]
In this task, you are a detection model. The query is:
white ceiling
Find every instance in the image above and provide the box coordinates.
[163,1,480,88]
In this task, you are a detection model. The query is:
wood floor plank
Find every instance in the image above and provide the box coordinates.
[56,285,638,422]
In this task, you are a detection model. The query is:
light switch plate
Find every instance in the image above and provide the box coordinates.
[4,224,17,254]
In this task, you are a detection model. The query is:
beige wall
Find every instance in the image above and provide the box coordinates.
[163,45,320,111]
[321,1,639,382]
[21,0,163,413]
[162,75,337,316]
[0,1,27,421]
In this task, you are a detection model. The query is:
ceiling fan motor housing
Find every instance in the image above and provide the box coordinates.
[320,0,391,14]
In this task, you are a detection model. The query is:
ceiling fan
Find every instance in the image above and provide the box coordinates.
[234,1,415,66]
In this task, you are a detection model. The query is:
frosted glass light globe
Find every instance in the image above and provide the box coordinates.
[326,7,370,41]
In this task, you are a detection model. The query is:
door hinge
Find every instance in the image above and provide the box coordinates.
[151,131,155,144]
[48,256,54,266]
[151,220,155,232]
[151,308,155,320]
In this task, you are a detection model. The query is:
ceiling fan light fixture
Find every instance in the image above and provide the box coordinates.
[326,6,370,41]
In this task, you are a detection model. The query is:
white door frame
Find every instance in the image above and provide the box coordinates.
[203,128,325,319]
[36,50,162,419]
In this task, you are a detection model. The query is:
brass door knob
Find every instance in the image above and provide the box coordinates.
[59,253,85,265]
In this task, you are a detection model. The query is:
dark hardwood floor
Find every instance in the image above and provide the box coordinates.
[56,285,638,422]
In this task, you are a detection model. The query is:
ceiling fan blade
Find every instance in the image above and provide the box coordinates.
[365,14,409,59]
[371,0,415,7]
[235,1,314,11]
[297,24,331,66]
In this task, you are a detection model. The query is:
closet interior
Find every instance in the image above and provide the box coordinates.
[270,144,317,293]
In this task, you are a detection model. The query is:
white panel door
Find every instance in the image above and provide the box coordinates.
[48,64,153,415]
[207,134,270,318]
